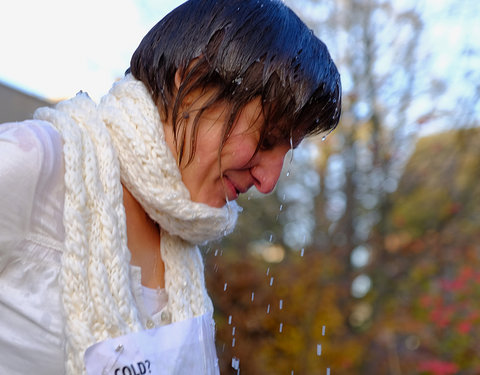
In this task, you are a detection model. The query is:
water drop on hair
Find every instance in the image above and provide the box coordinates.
[251,292,255,301]
[317,344,322,356]
[224,283,228,291]
[228,315,232,324]
[279,299,283,310]
[269,277,274,286]
[267,304,271,314]
[322,136,326,141]
[279,323,283,333]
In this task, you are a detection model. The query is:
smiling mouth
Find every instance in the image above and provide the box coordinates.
[223,176,240,201]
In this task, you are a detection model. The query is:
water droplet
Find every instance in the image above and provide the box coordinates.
[233,77,243,85]
[279,204,283,211]
[232,338,236,347]
[224,283,228,291]
[286,171,290,177]
[322,325,326,336]
[232,326,236,336]
[289,136,294,163]
[279,323,283,333]
[300,248,305,257]
[317,344,322,356]
[267,304,271,314]
[322,136,326,141]
[279,299,283,310]
[266,267,270,276]
[327,368,330,375]
[270,277,274,286]
[269,234,273,242]
[214,249,219,256]
[232,357,240,370]
[228,315,232,324]
[251,292,255,301]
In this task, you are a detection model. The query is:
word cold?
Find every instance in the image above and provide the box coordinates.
[114,360,151,375]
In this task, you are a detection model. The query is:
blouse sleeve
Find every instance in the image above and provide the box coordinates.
[0,120,64,245]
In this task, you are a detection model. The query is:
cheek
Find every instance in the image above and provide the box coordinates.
[222,137,258,167]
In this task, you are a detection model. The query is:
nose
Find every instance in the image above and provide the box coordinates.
[251,145,290,194]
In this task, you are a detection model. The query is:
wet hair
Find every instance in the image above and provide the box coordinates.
[128,0,341,165]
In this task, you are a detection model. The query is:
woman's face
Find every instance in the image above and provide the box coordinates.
[164,96,293,208]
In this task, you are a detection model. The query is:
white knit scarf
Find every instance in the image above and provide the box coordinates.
[34,75,239,375]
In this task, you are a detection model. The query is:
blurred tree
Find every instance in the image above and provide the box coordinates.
[286,0,427,251]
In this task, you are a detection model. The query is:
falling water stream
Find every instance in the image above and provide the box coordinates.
[210,138,332,374]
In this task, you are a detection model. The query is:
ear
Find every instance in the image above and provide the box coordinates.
[174,68,183,91]
[174,57,201,90]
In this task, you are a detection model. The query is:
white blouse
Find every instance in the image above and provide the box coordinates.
[0,120,172,374]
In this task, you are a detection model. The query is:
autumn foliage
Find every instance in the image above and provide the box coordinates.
[205,127,480,375]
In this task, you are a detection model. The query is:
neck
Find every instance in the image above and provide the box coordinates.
[123,186,165,289]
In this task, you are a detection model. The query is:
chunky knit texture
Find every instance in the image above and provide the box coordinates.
[34,75,239,374]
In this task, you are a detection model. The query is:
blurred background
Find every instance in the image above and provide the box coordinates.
[2,1,479,374]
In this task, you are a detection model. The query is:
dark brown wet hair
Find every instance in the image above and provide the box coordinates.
[128,0,341,165]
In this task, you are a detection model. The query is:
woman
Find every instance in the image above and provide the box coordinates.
[0,0,341,374]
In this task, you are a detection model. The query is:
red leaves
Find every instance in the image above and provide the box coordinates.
[418,359,459,375]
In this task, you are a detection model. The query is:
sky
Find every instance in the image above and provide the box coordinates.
[0,0,186,102]
[1,0,478,125]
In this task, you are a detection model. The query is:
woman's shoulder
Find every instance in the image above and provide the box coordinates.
[0,118,63,173]
[0,119,64,241]
[0,118,62,153]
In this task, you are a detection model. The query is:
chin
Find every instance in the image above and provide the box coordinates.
[210,198,228,208]
[192,194,226,208]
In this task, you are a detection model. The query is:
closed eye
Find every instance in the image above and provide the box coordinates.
[260,136,276,150]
